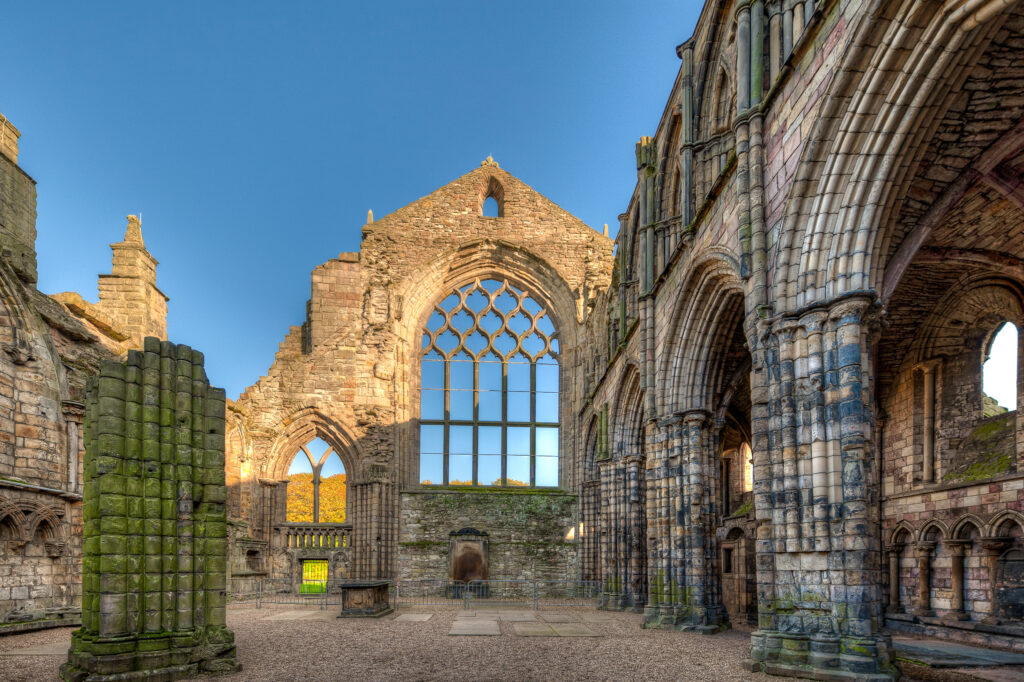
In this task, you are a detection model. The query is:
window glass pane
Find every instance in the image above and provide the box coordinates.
[420,425,444,453]
[479,361,502,391]
[450,361,473,390]
[478,391,501,421]
[478,426,501,455]
[536,427,559,457]
[536,363,558,392]
[450,425,473,455]
[421,360,444,389]
[450,390,473,420]
[421,390,443,419]
[506,456,530,486]
[478,456,501,486]
[536,392,558,422]
[508,393,531,422]
[536,456,558,487]
[449,455,473,485]
[420,454,443,485]
[508,362,530,391]
[508,427,530,455]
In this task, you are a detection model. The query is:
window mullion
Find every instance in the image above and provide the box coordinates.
[501,359,508,487]
[530,361,536,486]
[443,359,450,485]
[473,360,479,486]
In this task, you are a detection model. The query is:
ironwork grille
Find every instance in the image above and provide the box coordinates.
[419,278,559,487]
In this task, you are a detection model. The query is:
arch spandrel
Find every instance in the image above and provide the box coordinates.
[266,407,363,484]
[772,0,1021,314]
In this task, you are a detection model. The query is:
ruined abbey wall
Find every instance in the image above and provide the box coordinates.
[0,122,169,628]
[225,161,613,589]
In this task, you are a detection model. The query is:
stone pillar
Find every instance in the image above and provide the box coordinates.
[679,44,694,231]
[915,542,936,617]
[887,545,903,613]
[62,338,238,681]
[946,540,971,620]
[736,2,752,113]
[921,364,936,483]
[981,537,1010,624]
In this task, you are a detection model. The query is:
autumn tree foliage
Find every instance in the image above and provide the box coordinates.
[286,472,347,523]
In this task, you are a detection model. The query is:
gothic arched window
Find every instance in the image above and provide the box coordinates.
[419,278,559,487]
[286,437,347,523]
[983,321,1018,413]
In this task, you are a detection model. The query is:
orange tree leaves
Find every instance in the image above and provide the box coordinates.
[286,473,347,523]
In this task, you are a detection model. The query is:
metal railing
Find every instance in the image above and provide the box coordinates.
[256,578,329,609]
[395,579,602,610]
[238,577,602,611]
[275,523,351,549]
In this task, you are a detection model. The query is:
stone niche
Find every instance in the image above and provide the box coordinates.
[996,549,1024,621]
[449,528,488,582]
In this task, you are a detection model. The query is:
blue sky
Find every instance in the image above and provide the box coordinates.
[2,1,698,398]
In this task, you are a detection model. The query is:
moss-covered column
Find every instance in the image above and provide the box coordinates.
[62,338,238,682]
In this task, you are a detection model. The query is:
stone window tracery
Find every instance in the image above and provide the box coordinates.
[419,278,559,487]
[285,437,347,523]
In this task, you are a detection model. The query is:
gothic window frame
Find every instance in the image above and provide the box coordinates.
[419,278,560,488]
[286,439,346,524]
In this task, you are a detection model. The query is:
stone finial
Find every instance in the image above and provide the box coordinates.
[124,214,144,246]
[367,209,374,224]
[603,223,609,237]
[481,155,499,168]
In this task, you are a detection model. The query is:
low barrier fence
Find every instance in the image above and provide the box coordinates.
[233,578,601,610]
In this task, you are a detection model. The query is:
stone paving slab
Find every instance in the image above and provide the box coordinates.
[448,619,500,636]
[549,623,600,637]
[0,642,68,656]
[893,637,1024,668]
[513,623,557,637]
[950,668,1024,682]
[538,613,576,623]
[394,613,433,622]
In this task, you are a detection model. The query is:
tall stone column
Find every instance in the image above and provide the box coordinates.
[747,297,896,680]
[62,338,238,681]
[914,542,936,617]
[886,545,903,613]
[946,540,970,620]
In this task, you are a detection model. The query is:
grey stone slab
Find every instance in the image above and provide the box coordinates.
[538,613,576,623]
[893,638,1024,668]
[448,619,500,636]
[0,641,69,656]
[513,623,556,637]
[550,623,601,637]
[394,613,434,622]
[950,668,1024,682]
[262,609,324,621]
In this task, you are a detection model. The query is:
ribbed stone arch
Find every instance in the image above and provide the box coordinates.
[267,407,362,484]
[773,0,1016,313]
[659,252,746,415]
[612,365,645,460]
[395,239,579,487]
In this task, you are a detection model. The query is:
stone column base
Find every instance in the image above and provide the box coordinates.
[747,631,897,681]
[60,627,240,682]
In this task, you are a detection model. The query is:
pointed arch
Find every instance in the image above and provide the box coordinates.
[660,251,746,414]
[773,0,1017,313]
[267,407,362,484]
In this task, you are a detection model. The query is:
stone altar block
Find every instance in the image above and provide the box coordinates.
[335,580,393,617]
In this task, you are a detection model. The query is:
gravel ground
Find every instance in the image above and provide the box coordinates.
[0,604,771,681]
